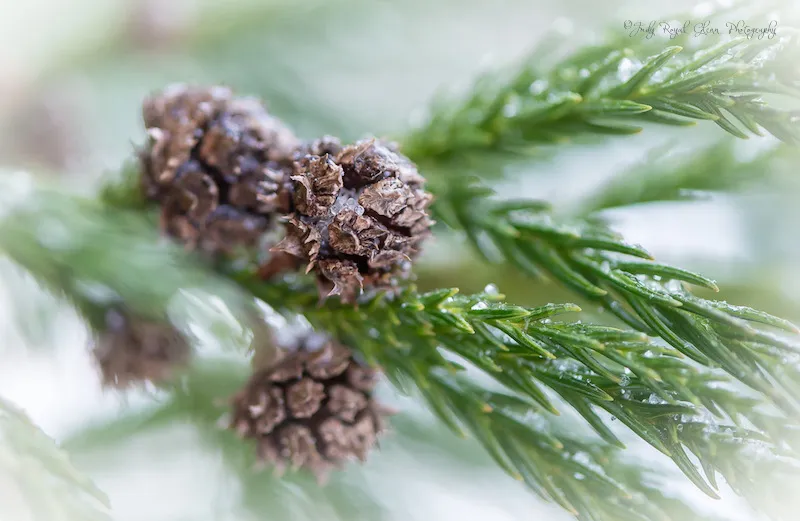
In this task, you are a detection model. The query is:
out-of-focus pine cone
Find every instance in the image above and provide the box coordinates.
[229,335,391,481]
[92,309,191,388]
[271,138,433,302]
[139,84,300,256]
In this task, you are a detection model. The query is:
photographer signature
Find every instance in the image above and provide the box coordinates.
[623,20,778,40]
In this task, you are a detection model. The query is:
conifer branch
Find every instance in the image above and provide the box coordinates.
[578,140,799,214]
[62,359,729,521]
[0,396,111,521]
[63,358,392,521]
[430,179,800,412]
[237,270,799,502]
[6,2,798,519]
[403,35,799,162]
[3,187,799,519]
[0,183,254,332]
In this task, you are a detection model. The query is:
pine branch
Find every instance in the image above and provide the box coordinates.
[0,396,111,521]
[430,178,800,413]
[64,359,728,521]
[62,359,391,521]
[403,34,799,162]
[237,271,799,506]
[578,140,800,214]
[4,186,798,519]
[0,182,255,336]
[65,357,786,521]
[241,282,798,519]
[394,412,732,521]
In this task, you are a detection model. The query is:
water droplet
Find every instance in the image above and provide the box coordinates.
[471,301,489,311]
[529,79,549,96]
[617,58,642,83]
[483,283,499,295]
[650,67,670,83]
[573,452,592,465]
[574,472,586,480]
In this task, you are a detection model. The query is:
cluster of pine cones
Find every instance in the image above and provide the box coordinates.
[139,84,433,302]
[93,84,433,481]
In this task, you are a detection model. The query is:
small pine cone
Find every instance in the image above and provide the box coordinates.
[229,336,390,481]
[272,139,433,302]
[140,84,300,255]
[92,309,191,388]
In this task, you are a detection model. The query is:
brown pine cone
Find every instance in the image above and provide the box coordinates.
[92,309,191,388]
[271,138,434,302]
[139,84,300,256]
[229,336,391,481]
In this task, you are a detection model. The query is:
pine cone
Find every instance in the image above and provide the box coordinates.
[92,309,191,388]
[140,84,300,255]
[229,336,390,481]
[272,139,433,302]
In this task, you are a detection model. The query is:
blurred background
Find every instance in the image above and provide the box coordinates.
[1,0,799,520]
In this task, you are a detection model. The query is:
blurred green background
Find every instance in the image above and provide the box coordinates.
[1,0,799,520]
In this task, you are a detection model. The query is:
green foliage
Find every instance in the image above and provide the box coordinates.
[0,186,254,332]
[394,410,732,521]
[64,358,392,521]
[578,140,800,214]
[237,271,799,512]
[3,6,800,519]
[430,179,800,416]
[66,368,733,521]
[404,36,799,162]
[4,188,799,520]
[97,160,149,211]
[0,396,111,521]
